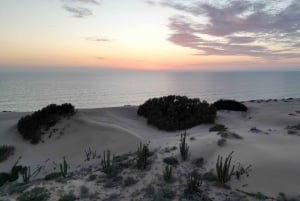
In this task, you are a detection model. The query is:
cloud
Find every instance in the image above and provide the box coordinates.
[162,0,300,58]
[61,0,101,18]
[85,36,111,42]
[62,0,101,5]
[63,5,93,18]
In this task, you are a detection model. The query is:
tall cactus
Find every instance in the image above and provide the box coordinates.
[163,165,173,182]
[21,166,31,183]
[101,150,113,175]
[60,157,68,178]
[216,151,235,184]
[180,131,189,161]
[136,143,149,169]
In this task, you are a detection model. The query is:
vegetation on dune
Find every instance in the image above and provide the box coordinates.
[0,145,15,162]
[137,95,216,131]
[179,131,189,161]
[209,124,227,132]
[136,143,150,169]
[213,99,248,112]
[16,187,50,201]
[17,103,75,144]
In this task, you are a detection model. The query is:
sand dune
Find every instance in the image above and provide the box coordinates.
[1,99,300,199]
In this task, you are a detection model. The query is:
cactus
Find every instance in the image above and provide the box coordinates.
[180,131,189,161]
[21,166,31,183]
[136,143,149,169]
[85,147,97,161]
[163,165,173,182]
[60,157,68,178]
[216,151,235,184]
[101,150,114,175]
[185,172,202,194]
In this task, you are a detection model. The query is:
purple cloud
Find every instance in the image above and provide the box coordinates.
[162,0,300,58]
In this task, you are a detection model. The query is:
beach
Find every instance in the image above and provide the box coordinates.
[0,98,300,200]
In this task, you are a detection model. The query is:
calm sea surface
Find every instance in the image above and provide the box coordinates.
[0,70,300,111]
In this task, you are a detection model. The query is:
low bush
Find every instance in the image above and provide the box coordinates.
[213,99,248,112]
[17,103,75,144]
[209,124,227,132]
[44,172,61,180]
[136,143,150,169]
[58,194,76,201]
[0,145,15,162]
[123,176,137,187]
[163,157,178,166]
[138,95,216,131]
[17,187,50,201]
[163,165,173,183]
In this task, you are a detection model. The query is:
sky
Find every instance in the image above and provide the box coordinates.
[0,0,300,71]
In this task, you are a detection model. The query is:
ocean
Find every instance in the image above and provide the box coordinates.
[0,70,300,111]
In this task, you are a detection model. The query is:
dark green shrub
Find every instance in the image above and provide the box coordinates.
[0,172,10,186]
[17,103,75,144]
[138,95,216,131]
[60,157,69,178]
[163,156,178,166]
[58,194,76,201]
[44,172,61,180]
[17,187,50,201]
[101,150,114,175]
[209,124,227,132]
[0,145,15,162]
[213,99,248,112]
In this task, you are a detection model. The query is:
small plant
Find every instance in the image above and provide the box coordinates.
[213,99,248,112]
[58,194,76,201]
[163,156,178,166]
[163,165,173,182]
[217,138,227,146]
[216,151,235,184]
[101,150,114,175]
[44,172,61,180]
[60,157,69,178]
[123,176,137,187]
[179,131,189,161]
[0,145,15,162]
[185,172,202,194]
[136,143,150,169]
[201,171,217,182]
[235,163,252,180]
[20,165,42,184]
[209,124,227,132]
[84,147,97,161]
[17,187,50,201]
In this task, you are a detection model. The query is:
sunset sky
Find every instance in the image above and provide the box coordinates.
[0,0,300,71]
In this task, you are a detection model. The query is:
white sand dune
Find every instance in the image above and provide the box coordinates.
[1,99,300,199]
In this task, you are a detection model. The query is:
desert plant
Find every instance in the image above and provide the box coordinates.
[136,143,150,169]
[101,150,114,175]
[163,165,173,182]
[137,95,216,131]
[185,172,202,194]
[20,165,42,183]
[180,131,189,161]
[84,147,97,161]
[58,194,76,201]
[235,163,252,180]
[123,176,137,187]
[44,172,61,180]
[209,124,227,132]
[216,151,235,184]
[213,99,248,112]
[60,157,69,178]
[0,145,15,162]
[163,156,178,166]
[17,187,50,201]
